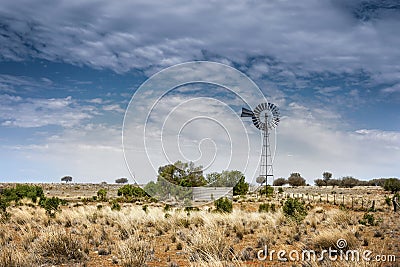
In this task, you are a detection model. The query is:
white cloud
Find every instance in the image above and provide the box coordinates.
[102,104,125,113]
[0,0,399,84]
[2,123,129,182]
[0,94,95,128]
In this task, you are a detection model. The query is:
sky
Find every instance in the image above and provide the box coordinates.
[0,0,399,184]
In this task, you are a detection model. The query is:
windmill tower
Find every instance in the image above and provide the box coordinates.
[241,103,280,190]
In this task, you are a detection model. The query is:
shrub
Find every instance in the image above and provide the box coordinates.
[314,179,325,187]
[0,184,44,204]
[340,176,359,188]
[359,213,377,226]
[385,196,391,207]
[163,204,171,212]
[97,189,107,201]
[111,200,121,211]
[142,205,148,213]
[40,197,63,217]
[259,185,274,197]
[327,179,341,187]
[270,203,276,212]
[282,198,307,223]
[258,203,270,213]
[118,185,148,198]
[278,187,284,194]
[273,178,287,186]
[214,197,233,213]
[0,197,9,218]
[383,178,400,193]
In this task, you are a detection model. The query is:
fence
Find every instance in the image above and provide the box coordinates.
[266,192,391,211]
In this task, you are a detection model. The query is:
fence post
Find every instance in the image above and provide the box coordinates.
[334,194,336,205]
[342,195,345,206]
[327,194,329,203]
[351,197,354,209]
[362,198,364,210]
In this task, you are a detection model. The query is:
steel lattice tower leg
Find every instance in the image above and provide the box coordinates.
[259,113,274,194]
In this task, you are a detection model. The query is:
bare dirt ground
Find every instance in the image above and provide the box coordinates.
[0,183,399,267]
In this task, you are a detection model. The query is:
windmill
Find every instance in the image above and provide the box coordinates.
[241,103,280,192]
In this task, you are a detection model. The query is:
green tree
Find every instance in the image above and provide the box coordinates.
[287,173,306,186]
[158,161,206,187]
[143,181,159,196]
[323,172,332,186]
[233,176,249,196]
[340,176,359,188]
[115,177,128,184]
[256,176,266,186]
[61,176,72,183]
[314,179,325,187]
[206,170,245,187]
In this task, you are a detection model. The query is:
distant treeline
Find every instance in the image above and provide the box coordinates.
[314,177,400,192]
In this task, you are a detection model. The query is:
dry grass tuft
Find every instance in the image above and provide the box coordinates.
[0,243,34,267]
[311,228,358,251]
[32,225,87,264]
[117,234,154,267]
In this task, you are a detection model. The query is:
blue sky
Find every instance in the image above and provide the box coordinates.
[0,0,399,184]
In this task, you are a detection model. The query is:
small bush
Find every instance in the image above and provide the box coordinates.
[164,204,171,212]
[118,185,148,198]
[273,178,288,186]
[359,213,377,226]
[282,198,307,223]
[270,203,276,212]
[385,196,392,206]
[258,203,270,213]
[111,200,121,211]
[383,178,400,193]
[40,197,63,217]
[214,197,233,213]
[259,185,274,197]
[142,205,148,213]
[97,189,107,201]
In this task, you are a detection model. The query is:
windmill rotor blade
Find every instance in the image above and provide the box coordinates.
[262,103,267,110]
[254,105,262,114]
[252,117,261,129]
[241,107,254,117]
